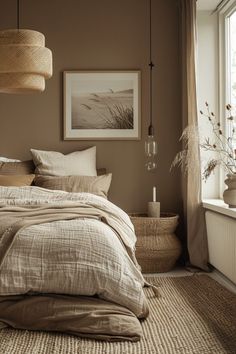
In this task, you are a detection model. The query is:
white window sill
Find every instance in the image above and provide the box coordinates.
[202,199,236,219]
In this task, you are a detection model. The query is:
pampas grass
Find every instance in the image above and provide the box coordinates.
[170,125,200,176]
[75,92,134,130]
[105,104,133,129]
[171,102,236,180]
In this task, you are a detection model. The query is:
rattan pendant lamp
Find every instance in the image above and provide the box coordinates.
[0,0,53,93]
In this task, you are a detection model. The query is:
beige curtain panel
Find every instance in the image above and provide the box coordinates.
[180,0,209,271]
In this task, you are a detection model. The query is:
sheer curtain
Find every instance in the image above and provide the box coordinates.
[180,0,209,271]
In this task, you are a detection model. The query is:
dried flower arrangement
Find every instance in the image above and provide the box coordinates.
[171,102,236,180]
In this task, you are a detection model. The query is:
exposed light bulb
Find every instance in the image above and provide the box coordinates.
[145,125,157,172]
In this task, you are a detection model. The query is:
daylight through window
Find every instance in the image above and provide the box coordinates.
[229,10,236,106]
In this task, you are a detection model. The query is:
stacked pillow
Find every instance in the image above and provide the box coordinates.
[0,159,35,186]
[0,157,21,162]
[31,146,97,177]
[31,146,111,198]
[34,174,112,199]
[0,147,112,198]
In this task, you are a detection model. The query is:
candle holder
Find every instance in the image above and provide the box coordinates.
[148,201,160,218]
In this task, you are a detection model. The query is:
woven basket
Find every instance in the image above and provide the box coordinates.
[130,213,181,273]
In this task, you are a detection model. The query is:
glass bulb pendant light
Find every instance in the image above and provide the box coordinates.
[145,0,157,172]
[145,124,157,172]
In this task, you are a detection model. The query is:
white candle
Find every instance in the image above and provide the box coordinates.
[153,186,156,202]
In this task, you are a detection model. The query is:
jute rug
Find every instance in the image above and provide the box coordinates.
[0,275,236,354]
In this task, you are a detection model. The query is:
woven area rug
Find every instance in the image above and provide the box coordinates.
[0,274,236,354]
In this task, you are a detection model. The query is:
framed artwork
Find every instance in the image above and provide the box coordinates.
[63,71,141,140]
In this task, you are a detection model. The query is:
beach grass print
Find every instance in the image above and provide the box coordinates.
[72,89,134,130]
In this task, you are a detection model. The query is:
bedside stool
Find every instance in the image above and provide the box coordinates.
[129,213,181,273]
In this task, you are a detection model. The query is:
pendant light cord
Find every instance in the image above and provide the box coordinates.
[17,0,20,30]
[148,0,154,135]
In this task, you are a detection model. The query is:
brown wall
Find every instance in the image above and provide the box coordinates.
[0,0,182,214]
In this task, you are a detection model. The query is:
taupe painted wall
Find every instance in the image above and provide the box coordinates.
[0,0,182,214]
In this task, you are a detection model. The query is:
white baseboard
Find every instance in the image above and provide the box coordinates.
[209,268,236,294]
[144,267,236,294]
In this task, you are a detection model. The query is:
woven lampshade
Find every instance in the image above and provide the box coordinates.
[0,29,52,93]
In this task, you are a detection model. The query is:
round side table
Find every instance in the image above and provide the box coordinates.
[129,213,181,273]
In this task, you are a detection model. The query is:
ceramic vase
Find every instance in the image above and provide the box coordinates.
[223,173,236,208]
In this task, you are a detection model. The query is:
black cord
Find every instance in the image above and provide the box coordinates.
[17,0,20,30]
[149,0,152,65]
[148,0,154,131]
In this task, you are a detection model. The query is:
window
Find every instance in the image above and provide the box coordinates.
[227,10,236,107]
[219,2,236,110]
[225,7,236,151]
[218,2,236,196]
[196,1,236,199]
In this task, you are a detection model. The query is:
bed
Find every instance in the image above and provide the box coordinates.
[0,148,151,341]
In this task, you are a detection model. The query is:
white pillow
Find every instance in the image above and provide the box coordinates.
[31,147,97,176]
[0,157,21,162]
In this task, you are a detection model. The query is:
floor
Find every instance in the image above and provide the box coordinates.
[145,267,236,294]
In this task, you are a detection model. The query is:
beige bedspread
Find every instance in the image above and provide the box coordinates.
[0,294,143,341]
[0,187,149,340]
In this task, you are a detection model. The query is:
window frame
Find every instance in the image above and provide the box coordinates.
[218,0,236,197]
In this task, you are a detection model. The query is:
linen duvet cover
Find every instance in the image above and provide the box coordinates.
[0,186,149,341]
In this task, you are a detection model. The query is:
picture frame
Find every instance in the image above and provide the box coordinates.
[63,70,141,140]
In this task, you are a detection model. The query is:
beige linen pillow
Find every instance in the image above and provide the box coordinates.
[31,147,97,177]
[0,160,35,175]
[0,174,35,186]
[34,174,112,198]
[0,157,21,162]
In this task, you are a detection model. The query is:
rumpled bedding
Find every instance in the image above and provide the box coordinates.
[0,186,149,341]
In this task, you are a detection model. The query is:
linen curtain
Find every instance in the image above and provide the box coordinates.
[180,0,209,271]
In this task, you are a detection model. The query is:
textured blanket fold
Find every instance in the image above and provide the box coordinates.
[0,294,143,341]
[0,203,139,272]
[0,186,149,340]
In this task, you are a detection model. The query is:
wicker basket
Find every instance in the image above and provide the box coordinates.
[130,213,181,273]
